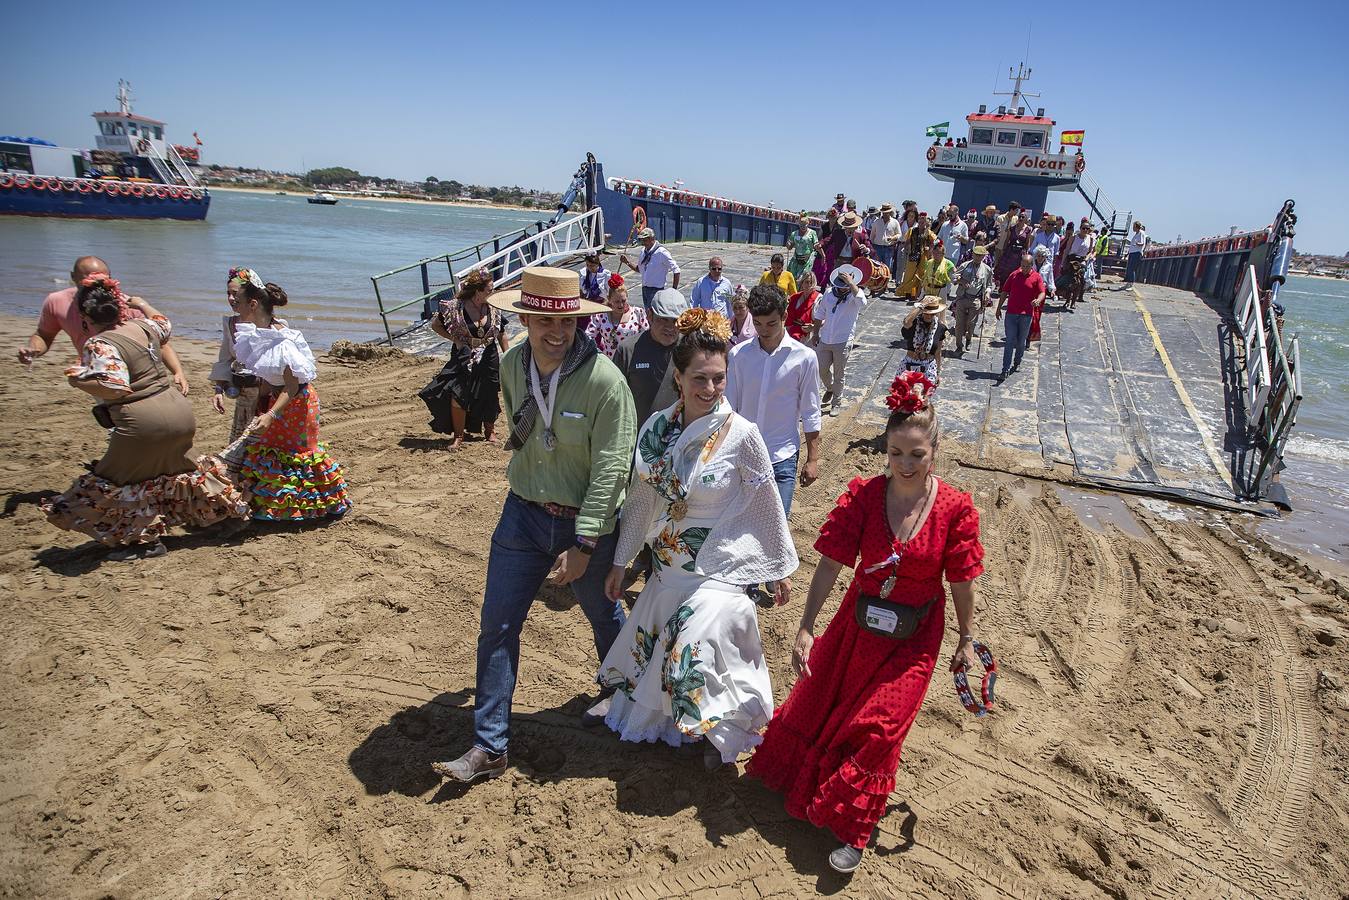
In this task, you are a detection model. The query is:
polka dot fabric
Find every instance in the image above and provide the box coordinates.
[239,384,351,521]
[746,475,984,848]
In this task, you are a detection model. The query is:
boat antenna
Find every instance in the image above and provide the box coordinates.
[117,79,134,116]
[995,62,1039,112]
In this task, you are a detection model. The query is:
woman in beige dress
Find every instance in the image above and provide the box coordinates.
[42,274,247,558]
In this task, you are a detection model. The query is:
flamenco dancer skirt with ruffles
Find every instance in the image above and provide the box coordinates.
[43,457,249,547]
[239,384,350,521]
[746,582,944,849]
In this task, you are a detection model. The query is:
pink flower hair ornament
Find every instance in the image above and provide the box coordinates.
[885,371,936,413]
[78,272,132,324]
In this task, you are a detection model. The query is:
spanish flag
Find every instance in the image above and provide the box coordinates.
[1060,130,1085,146]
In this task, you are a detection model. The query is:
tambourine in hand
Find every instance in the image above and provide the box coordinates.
[953,639,998,717]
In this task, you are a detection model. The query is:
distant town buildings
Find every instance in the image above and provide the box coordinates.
[199,163,561,208]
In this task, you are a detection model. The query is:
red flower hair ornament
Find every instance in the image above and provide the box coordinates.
[78,272,132,324]
[885,371,936,413]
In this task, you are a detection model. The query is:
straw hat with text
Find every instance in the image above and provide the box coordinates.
[487,267,608,317]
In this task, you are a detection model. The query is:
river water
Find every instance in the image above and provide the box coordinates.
[2,193,1346,564]
[0,189,544,347]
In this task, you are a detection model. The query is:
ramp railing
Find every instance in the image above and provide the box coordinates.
[369,206,605,342]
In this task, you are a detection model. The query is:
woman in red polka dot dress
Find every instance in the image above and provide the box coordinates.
[746,371,984,875]
[228,269,351,522]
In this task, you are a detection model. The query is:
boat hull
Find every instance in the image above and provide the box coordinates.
[0,179,209,220]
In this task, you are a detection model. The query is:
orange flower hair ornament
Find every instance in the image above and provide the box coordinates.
[886,371,936,413]
[675,308,732,342]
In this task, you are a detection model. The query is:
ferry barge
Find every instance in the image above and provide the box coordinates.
[0,81,208,221]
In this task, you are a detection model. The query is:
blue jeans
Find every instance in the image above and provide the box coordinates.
[473,492,626,756]
[772,451,799,518]
[1125,252,1142,283]
[874,244,897,275]
[641,285,660,309]
[1001,313,1032,374]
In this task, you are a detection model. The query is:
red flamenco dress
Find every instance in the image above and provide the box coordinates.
[233,323,351,521]
[746,474,984,849]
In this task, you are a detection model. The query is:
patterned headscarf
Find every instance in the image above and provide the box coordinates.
[228,266,265,291]
[78,272,131,325]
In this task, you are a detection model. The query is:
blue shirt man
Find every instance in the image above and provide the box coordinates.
[690,257,734,318]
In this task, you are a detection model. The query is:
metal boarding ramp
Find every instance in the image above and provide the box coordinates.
[368,205,605,346]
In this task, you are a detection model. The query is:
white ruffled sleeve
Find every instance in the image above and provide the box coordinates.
[232,323,318,386]
[694,419,798,585]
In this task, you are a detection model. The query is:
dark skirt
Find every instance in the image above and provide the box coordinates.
[419,342,501,435]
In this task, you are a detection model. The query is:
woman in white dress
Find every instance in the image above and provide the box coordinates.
[591,308,798,769]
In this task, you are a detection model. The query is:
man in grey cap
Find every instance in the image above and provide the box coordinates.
[620,228,680,310]
[612,287,686,427]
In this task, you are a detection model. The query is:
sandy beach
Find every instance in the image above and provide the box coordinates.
[206,184,543,212]
[1,314,1346,898]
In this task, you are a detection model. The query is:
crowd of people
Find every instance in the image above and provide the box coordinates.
[23,188,1116,873]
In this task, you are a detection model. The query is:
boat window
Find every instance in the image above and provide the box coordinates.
[100,121,114,136]
[970,128,993,145]
[113,122,125,135]
[128,123,138,136]
[154,127,163,140]
[997,130,1018,146]
[1020,131,1045,149]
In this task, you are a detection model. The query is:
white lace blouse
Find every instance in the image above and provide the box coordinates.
[232,322,318,386]
[616,414,798,585]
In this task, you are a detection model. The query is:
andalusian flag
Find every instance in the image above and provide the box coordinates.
[1060,130,1085,146]
[925,122,950,138]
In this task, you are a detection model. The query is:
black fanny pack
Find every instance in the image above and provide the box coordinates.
[854,594,935,640]
[231,372,260,389]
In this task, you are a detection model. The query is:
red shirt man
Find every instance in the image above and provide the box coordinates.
[999,266,1047,316]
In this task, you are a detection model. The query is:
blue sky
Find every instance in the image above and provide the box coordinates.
[3,0,1347,253]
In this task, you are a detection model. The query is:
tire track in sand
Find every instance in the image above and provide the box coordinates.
[1180,524,1316,861]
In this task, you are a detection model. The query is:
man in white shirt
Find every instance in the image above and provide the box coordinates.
[689,257,734,318]
[1124,221,1148,284]
[1028,216,1060,263]
[728,283,822,518]
[620,227,681,309]
[810,265,869,416]
[868,203,902,275]
[937,206,969,264]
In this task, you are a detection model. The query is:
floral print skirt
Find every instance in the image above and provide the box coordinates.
[597,527,773,763]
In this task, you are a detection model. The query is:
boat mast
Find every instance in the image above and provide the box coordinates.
[995,63,1040,111]
[116,79,133,117]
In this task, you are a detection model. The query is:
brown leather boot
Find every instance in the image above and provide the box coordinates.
[432,747,507,783]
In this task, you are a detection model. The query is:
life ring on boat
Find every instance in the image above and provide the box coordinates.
[89,180,105,194]
[0,174,11,190]
[137,138,150,153]
[632,205,647,230]
[926,146,938,163]
[1074,155,1086,174]
[30,177,49,190]
[11,174,28,189]
[191,188,204,200]
[129,183,145,197]
[106,183,122,196]
[155,185,170,199]
[76,180,91,193]
[58,179,75,192]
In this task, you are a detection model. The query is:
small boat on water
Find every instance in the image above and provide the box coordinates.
[307,192,338,205]
[0,80,208,221]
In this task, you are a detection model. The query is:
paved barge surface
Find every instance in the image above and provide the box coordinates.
[391,240,1263,511]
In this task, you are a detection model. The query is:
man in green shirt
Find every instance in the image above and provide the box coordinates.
[434,267,637,784]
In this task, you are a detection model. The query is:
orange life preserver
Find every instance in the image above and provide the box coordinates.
[632,205,647,230]
[155,185,170,199]
[57,179,74,192]
[77,180,91,193]
[130,184,145,197]
[1074,155,1086,174]
[0,174,11,190]
[192,188,204,200]
[106,183,122,196]
[137,138,150,153]
[13,174,29,189]
[926,146,938,163]
[89,180,105,193]
[30,177,49,190]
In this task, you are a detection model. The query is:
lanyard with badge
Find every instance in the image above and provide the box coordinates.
[529,359,561,451]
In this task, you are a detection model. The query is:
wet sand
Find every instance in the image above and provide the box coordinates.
[1,315,1346,898]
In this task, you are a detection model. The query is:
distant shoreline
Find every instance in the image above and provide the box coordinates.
[1290,271,1347,282]
[206,185,542,213]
